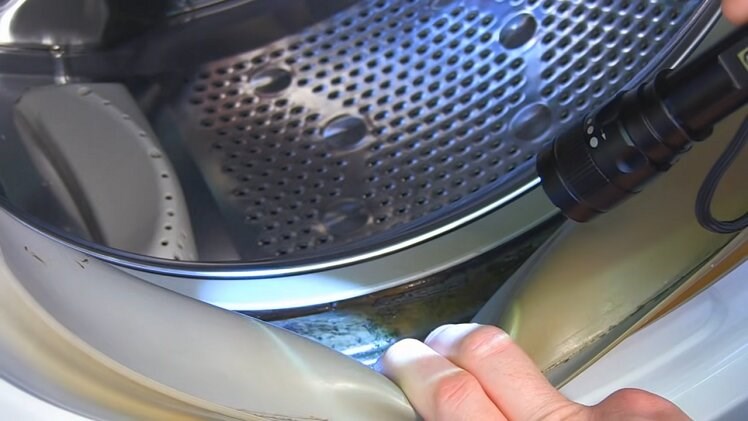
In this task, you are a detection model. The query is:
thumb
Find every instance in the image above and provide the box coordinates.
[723,0,748,24]
[591,388,690,420]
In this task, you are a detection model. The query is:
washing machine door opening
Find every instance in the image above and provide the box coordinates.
[0,0,718,280]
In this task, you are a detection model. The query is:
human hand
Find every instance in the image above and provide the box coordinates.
[380,324,689,421]
[724,0,748,24]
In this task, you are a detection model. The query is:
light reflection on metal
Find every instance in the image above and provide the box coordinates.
[0,0,108,48]
[132,186,555,310]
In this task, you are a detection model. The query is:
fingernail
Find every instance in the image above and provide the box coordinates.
[425,324,453,343]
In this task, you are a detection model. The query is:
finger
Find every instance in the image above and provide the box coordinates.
[723,0,748,24]
[378,338,507,421]
[425,324,581,421]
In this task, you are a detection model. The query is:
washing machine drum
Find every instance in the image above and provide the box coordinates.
[0,0,718,349]
[0,0,714,272]
[0,0,723,419]
[0,0,718,338]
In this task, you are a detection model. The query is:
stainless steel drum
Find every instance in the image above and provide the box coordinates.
[0,0,721,360]
[170,0,709,262]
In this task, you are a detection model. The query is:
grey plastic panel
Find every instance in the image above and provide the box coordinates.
[14,84,196,260]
